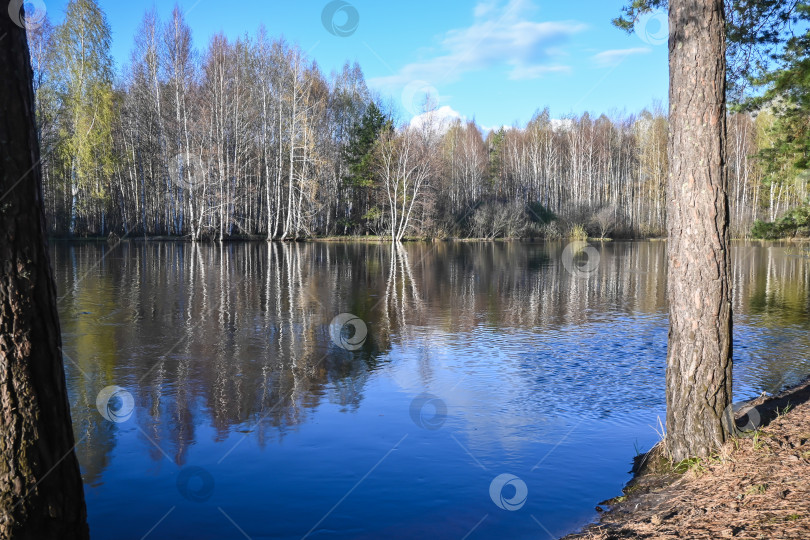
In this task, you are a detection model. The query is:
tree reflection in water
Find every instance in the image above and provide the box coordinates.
[52,240,810,538]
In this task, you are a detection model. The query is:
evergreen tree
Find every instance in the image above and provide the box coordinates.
[744,3,810,235]
[342,101,389,232]
[344,102,388,188]
[614,0,801,99]
[748,3,810,177]
[487,128,507,198]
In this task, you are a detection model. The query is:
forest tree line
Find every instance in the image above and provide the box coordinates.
[26,0,810,241]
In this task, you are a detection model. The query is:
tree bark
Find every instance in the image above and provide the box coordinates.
[0,14,89,540]
[666,0,733,462]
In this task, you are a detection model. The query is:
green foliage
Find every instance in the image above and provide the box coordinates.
[614,1,804,98]
[612,0,666,33]
[341,102,391,234]
[361,206,382,222]
[751,204,810,238]
[51,0,116,231]
[617,0,810,244]
[343,102,389,188]
[751,219,777,239]
[568,224,588,240]
[486,128,507,188]
[744,4,810,196]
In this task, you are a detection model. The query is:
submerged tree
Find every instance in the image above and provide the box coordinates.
[0,9,89,539]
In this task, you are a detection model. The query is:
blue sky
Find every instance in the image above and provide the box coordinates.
[41,0,669,128]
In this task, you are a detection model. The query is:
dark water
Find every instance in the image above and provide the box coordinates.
[52,240,810,540]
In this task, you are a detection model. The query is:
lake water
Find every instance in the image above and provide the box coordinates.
[52,240,810,540]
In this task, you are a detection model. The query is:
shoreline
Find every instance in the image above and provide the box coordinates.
[47,234,645,243]
[563,376,810,539]
[46,235,810,244]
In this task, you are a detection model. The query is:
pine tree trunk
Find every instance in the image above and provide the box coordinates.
[0,15,89,539]
[666,0,733,462]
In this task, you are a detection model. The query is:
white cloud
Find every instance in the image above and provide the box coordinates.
[480,124,513,134]
[369,0,586,92]
[550,118,574,131]
[410,111,577,136]
[409,105,465,133]
[591,47,651,68]
[509,64,571,80]
[481,119,570,133]
[473,0,498,18]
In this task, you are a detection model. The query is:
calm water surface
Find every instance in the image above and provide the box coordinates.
[52,240,810,539]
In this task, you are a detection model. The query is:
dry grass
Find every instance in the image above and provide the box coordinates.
[567,380,810,540]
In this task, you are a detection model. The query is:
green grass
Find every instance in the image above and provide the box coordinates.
[752,430,768,451]
[744,484,768,496]
[568,224,588,240]
[673,456,706,475]
[776,403,793,417]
